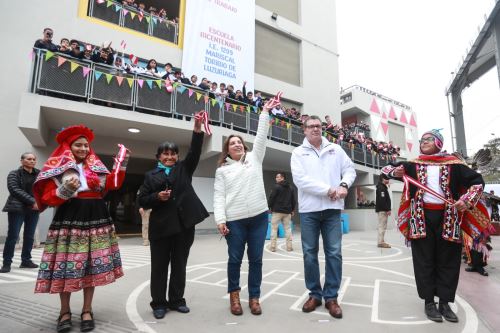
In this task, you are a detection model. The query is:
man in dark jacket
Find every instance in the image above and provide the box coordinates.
[138,113,209,319]
[1,153,40,273]
[375,174,391,248]
[268,172,296,252]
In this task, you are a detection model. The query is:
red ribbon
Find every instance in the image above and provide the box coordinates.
[403,174,454,205]
[195,111,212,135]
[114,144,129,187]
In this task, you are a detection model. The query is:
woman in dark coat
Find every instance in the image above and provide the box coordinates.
[138,112,209,319]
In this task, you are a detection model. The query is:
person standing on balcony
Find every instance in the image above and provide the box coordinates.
[291,115,356,319]
[33,125,129,333]
[0,153,40,273]
[268,172,296,252]
[34,28,58,52]
[375,174,392,248]
[214,99,276,316]
[138,112,209,320]
[382,129,486,323]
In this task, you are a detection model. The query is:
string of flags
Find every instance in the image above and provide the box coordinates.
[96,0,174,26]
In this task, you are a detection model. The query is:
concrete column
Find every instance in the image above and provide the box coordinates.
[452,93,467,156]
[494,12,500,88]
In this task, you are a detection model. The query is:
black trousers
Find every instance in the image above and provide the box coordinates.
[149,227,195,310]
[411,209,462,303]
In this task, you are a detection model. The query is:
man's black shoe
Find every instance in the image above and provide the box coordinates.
[439,303,459,323]
[425,302,443,322]
[153,308,167,319]
[169,305,190,313]
[0,265,11,273]
[20,261,38,269]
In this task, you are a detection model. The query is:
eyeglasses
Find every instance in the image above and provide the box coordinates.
[305,125,322,129]
[419,137,435,143]
[45,32,53,37]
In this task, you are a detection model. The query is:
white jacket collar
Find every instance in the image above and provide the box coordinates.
[302,136,332,150]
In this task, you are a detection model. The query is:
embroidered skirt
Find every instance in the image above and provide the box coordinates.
[35,198,123,293]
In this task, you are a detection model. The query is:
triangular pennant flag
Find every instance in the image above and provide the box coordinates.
[165,83,173,93]
[155,80,162,88]
[195,92,202,101]
[122,8,129,16]
[137,79,144,88]
[138,14,143,22]
[232,104,237,112]
[57,57,67,67]
[146,80,153,89]
[399,110,408,124]
[225,103,230,111]
[177,85,186,94]
[94,71,103,81]
[152,17,158,25]
[238,105,243,112]
[388,106,397,120]
[369,98,380,114]
[246,106,250,113]
[211,98,217,107]
[409,113,417,127]
[253,106,257,113]
[116,76,124,86]
[204,95,209,103]
[126,78,134,88]
[106,0,113,7]
[188,89,194,98]
[218,100,223,109]
[105,73,113,84]
[146,16,151,23]
[130,12,136,20]
[115,4,121,12]
[70,62,79,73]
[172,82,179,88]
[380,122,389,135]
[82,67,91,78]
[45,51,55,61]
[286,123,291,129]
[407,142,413,152]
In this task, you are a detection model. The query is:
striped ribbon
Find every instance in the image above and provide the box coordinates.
[195,111,212,135]
[403,174,454,205]
[113,144,129,187]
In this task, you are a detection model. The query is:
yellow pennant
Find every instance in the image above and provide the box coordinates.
[70,62,80,73]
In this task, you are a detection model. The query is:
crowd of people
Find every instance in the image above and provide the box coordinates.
[120,0,179,23]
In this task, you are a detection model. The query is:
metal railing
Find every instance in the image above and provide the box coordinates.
[88,0,178,45]
[30,49,393,169]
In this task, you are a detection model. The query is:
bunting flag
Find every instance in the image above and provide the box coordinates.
[409,113,417,127]
[70,62,79,73]
[155,80,162,88]
[188,89,194,97]
[146,80,153,89]
[126,78,134,87]
[239,105,245,112]
[57,57,67,67]
[94,71,103,81]
[172,82,179,88]
[388,106,397,120]
[165,82,173,93]
[204,95,209,103]
[123,9,129,16]
[225,103,230,111]
[137,79,144,88]
[195,92,202,101]
[115,4,121,12]
[105,73,113,84]
[130,12,136,20]
[82,67,91,78]
[106,0,113,8]
[232,104,237,112]
[177,85,186,94]
[211,98,217,107]
[253,106,257,113]
[45,51,55,61]
[246,106,250,113]
[369,98,380,114]
[218,100,224,109]
[152,17,158,25]
[146,16,151,24]
[116,76,124,86]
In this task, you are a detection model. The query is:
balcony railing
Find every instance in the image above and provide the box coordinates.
[29,49,392,169]
[88,0,178,45]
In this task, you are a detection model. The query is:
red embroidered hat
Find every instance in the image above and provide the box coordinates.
[56,125,95,145]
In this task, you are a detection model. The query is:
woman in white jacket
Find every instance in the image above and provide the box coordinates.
[214,99,276,316]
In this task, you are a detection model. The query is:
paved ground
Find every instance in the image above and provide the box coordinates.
[0,228,498,333]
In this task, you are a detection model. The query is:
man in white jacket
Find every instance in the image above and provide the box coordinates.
[291,115,356,319]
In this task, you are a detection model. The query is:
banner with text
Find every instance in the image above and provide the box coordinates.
[182,0,255,92]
